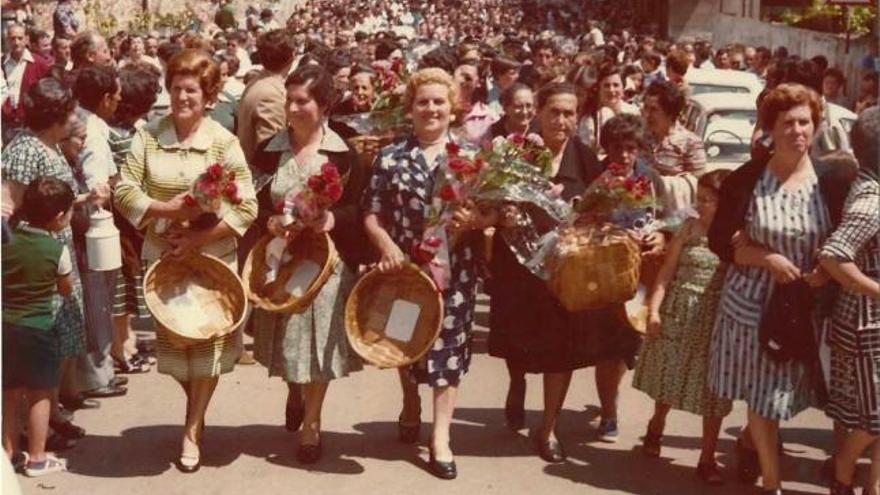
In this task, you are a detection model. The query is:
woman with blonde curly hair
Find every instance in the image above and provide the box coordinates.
[363,68,495,480]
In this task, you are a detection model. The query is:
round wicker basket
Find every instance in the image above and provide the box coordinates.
[345,263,443,368]
[242,232,338,313]
[547,224,641,312]
[143,253,247,347]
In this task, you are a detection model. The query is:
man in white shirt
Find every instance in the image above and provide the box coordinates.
[72,64,126,398]
[2,24,50,144]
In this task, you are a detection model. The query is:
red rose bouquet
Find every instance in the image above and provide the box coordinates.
[179,162,242,229]
[279,162,344,230]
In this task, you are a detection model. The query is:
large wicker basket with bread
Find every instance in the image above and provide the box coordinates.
[345,263,443,368]
[242,232,338,313]
[546,224,641,312]
[143,253,247,347]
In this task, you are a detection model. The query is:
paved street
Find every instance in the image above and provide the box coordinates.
[16,298,860,495]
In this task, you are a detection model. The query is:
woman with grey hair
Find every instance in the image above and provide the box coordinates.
[821,106,880,495]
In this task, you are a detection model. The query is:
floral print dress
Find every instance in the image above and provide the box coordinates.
[363,136,480,388]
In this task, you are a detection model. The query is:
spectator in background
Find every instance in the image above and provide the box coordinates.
[144,33,159,59]
[70,31,112,70]
[224,31,253,78]
[750,46,772,79]
[822,68,852,110]
[51,35,73,72]
[641,51,664,87]
[811,55,829,75]
[519,38,556,89]
[52,0,79,37]
[118,36,162,72]
[855,71,878,115]
[713,47,731,70]
[664,48,690,89]
[487,56,521,113]
[28,29,53,66]
[2,24,50,145]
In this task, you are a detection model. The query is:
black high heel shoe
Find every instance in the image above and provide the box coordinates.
[736,437,760,484]
[428,447,457,480]
[537,438,566,463]
[297,440,322,464]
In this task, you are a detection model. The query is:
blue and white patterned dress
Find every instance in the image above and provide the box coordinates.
[709,167,832,420]
[362,136,479,388]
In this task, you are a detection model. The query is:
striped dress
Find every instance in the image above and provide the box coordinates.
[819,171,880,434]
[114,116,257,381]
[709,167,832,420]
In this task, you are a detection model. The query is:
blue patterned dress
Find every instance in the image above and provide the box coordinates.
[1,130,86,357]
[709,167,832,420]
[362,136,479,388]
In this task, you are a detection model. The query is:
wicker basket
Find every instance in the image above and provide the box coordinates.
[345,263,443,368]
[143,253,247,347]
[242,232,338,313]
[547,224,641,312]
[349,134,393,168]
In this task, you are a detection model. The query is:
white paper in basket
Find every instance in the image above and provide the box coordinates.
[284,260,321,297]
[264,236,293,284]
[385,300,421,343]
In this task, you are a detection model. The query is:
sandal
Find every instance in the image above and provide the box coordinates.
[24,453,67,477]
[49,419,86,439]
[113,355,150,374]
[642,424,662,457]
[696,461,725,485]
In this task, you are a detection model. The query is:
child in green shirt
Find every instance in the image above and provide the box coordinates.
[2,176,75,477]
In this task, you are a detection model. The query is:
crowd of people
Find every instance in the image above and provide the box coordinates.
[1,1,878,494]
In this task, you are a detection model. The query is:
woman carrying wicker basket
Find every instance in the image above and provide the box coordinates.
[249,65,372,464]
[489,101,664,462]
[362,68,494,480]
[114,49,257,473]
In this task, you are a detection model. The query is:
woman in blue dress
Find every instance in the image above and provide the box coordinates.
[708,83,846,495]
[363,68,493,480]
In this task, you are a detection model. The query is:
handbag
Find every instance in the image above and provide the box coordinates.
[758,279,816,363]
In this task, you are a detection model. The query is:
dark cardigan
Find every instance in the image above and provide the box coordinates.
[708,155,854,263]
[251,134,376,270]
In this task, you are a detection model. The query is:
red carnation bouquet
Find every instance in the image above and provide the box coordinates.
[278,162,344,231]
[181,162,242,229]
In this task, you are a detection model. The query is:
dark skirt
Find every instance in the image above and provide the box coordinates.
[487,235,642,373]
[2,322,62,390]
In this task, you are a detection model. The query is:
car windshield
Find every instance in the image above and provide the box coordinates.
[703,111,755,163]
[690,83,752,95]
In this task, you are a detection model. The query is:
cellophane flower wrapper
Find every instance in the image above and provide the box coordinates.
[173,162,242,231]
[412,137,572,290]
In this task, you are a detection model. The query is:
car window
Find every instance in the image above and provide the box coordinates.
[690,83,751,95]
[703,112,754,164]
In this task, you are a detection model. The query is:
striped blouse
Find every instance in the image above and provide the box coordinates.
[718,167,832,327]
[114,116,257,264]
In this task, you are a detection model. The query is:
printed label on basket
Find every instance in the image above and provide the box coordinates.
[384,300,421,342]
[284,260,321,297]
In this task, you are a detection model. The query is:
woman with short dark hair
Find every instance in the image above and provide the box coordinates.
[250,64,370,465]
[2,77,108,435]
[575,62,640,154]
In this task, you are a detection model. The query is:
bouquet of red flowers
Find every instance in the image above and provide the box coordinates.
[574,162,654,225]
[331,58,411,136]
[279,162,344,230]
[178,163,242,229]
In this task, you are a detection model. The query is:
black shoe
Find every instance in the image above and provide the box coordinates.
[736,438,760,484]
[537,439,566,463]
[504,380,526,431]
[285,403,305,432]
[110,376,129,387]
[297,441,322,464]
[45,433,76,451]
[82,385,127,398]
[175,455,200,473]
[428,449,457,480]
[398,411,421,444]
